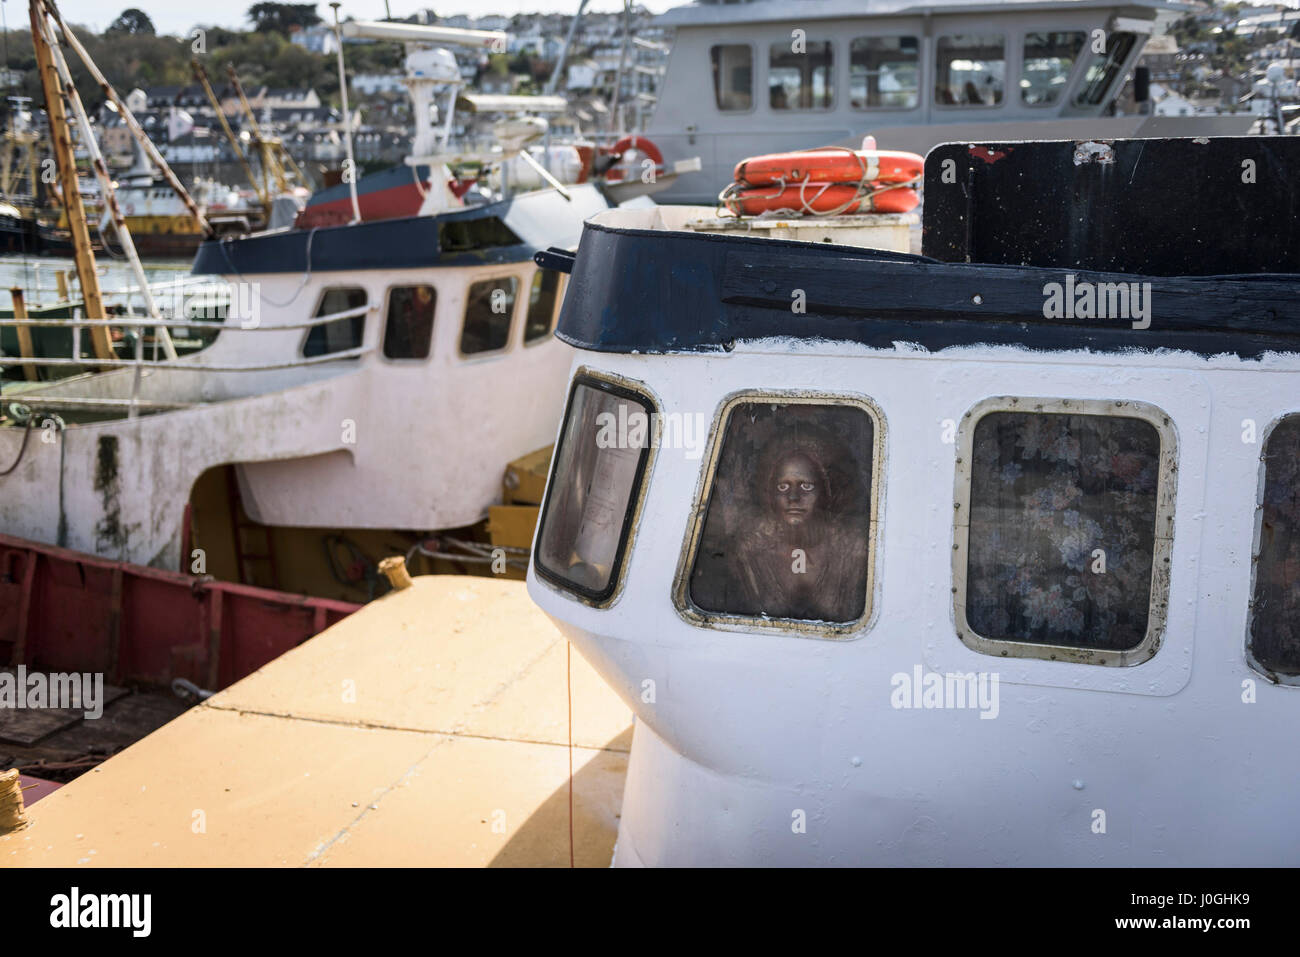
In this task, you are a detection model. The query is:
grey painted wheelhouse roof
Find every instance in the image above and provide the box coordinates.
[657,0,1177,27]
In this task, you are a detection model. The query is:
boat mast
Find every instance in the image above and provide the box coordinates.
[192,58,264,207]
[28,0,109,359]
[35,0,176,361]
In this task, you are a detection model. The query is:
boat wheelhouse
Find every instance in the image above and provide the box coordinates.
[643,0,1256,202]
[0,184,606,577]
[526,136,1300,865]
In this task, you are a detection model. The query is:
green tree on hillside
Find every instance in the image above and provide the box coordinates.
[107,8,155,35]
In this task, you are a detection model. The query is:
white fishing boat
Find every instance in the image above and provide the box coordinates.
[526,135,1300,865]
[0,5,609,597]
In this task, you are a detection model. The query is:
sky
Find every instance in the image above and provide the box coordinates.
[33,1,672,37]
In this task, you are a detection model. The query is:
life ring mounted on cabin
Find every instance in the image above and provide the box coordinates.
[603,135,665,183]
[720,142,924,218]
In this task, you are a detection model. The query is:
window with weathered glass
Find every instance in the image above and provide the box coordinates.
[850,36,920,109]
[935,35,1006,106]
[769,41,834,110]
[1074,32,1138,106]
[524,269,560,345]
[534,375,654,603]
[710,44,753,111]
[1022,31,1085,105]
[1249,414,1300,678]
[459,276,516,355]
[964,411,1162,651]
[303,286,366,357]
[383,285,436,360]
[686,399,876,628]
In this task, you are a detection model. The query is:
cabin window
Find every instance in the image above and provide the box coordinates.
[438,216,522,254]
[1248,414,1300,681]
[302,286,367,357]
[524,269,561,345]
[383,285,436,360]
[534,373,656,605]
[954,399,1175,666]
[1073,32,1138,106]
[849,36,920,109]
[935,35,1006,107]
[1021,31,1085,105]
[710,44,753,111]
[679,395,881,637]
[459,276,517,355]
[769,41,834,110]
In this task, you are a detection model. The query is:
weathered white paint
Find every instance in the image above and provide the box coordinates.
[529,321,1300,866]
[0,258,572,568]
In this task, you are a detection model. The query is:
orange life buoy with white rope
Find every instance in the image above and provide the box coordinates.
[603,135,665,182]
[733,148,923,188]
[720,141,924,217]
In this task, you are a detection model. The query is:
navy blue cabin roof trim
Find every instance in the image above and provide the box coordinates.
[190,202,534,276]
[554,220,1300,360]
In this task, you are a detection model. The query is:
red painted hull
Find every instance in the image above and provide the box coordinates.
[295,180,429,229]
[0,533,359,692]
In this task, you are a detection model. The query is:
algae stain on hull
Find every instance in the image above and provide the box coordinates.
[93,434,128,555]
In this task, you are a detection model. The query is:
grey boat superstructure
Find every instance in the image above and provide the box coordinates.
[644,0,1257,202]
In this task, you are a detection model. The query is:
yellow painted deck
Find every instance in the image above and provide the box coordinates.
[1,577,633,867]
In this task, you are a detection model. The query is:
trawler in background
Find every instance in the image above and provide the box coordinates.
[641,0,1258,203]
[0,11,609,612]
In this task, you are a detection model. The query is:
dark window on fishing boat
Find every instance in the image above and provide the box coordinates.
[1073,32,1138,106]
[524,269,560,345]
[383,285,437,360]
[534,375,655,604]
[958,404,1173,663]
[438,216,522,254]
[460,277,517,355]
[1248,414,1300,680]
[711,44,753,111]
[850,36,919,109]
[683,398,878,634]
[769,41,834,110]
[1021,32,1085,105]
[303,286,367,358]
[935,35,1006,107]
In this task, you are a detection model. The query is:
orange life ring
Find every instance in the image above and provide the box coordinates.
[733,148,923,188]
[726,183,920,216]
[604,135,665,182]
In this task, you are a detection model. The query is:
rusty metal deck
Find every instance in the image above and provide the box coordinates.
[0,576,633,867]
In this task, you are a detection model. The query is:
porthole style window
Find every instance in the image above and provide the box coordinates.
[460,276,517,356]
[675,393,883,638]
[1248,414,1300,682]
[953,397,1176,666]
[302,286,366,357]
[534,372,657,606]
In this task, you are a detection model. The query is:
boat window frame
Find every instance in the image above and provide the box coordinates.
[1245,411,1300,687]
[378,282,438,363]
[1072,30,1140,107]
[709,41,756,114]
[848,34,923,112]
[457,271,521,361]
[1019,29,1088,108]
[952,396,1177,667]
[532,368,661,608]
[932,32,1009,111]
[299,284,369,359]
[521,268,565,348]
[672,389,886,641]
[766,38,836,113]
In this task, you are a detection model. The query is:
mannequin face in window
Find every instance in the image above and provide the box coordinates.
[770,452,822,527]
